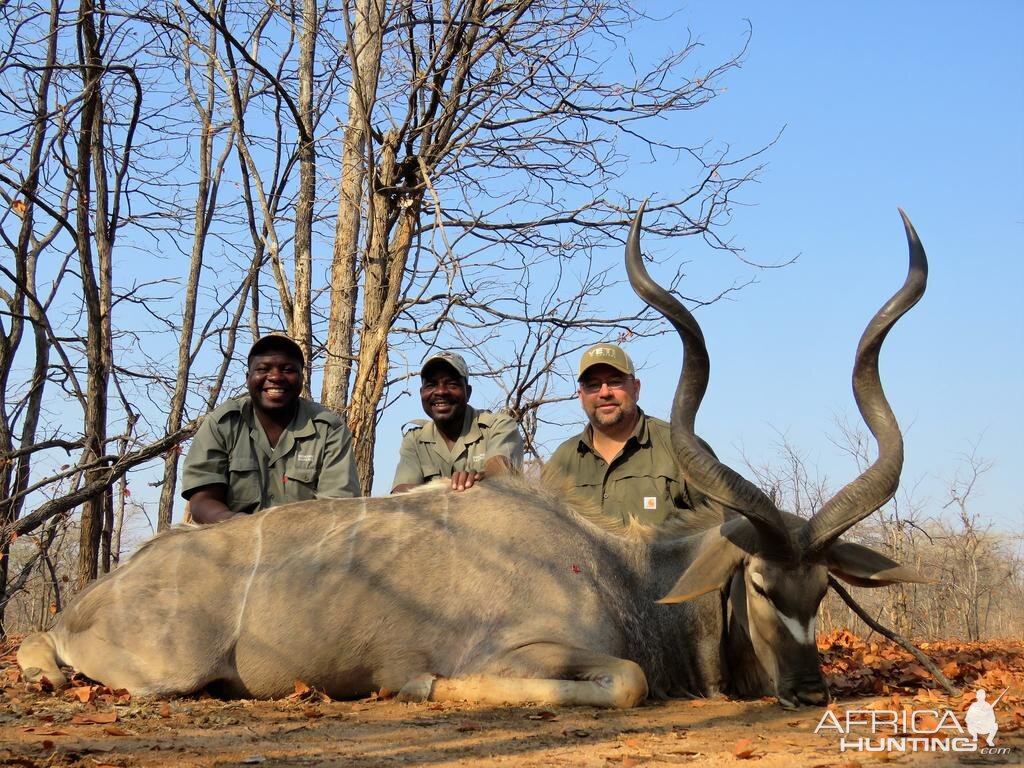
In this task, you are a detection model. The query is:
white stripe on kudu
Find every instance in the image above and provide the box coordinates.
[776,610,817,646]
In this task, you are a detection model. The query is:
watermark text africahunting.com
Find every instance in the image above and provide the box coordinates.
[815,689,1012,755]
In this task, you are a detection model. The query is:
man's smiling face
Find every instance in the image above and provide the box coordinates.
[578,363,641,432]
[420,361,470,433]
[247,351,303,416]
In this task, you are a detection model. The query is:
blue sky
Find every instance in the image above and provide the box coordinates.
[373,2,1023,529]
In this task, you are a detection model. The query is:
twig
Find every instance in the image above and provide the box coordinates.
[828,575,960,697]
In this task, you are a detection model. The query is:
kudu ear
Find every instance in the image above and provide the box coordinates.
[826,541,931,587]
[658,530,746,604]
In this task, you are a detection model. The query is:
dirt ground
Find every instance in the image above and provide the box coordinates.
[2,642,1022,768]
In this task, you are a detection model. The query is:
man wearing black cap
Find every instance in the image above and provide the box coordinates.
[542,342,707,526]
[391,351,523,493]
[182,333,359,523]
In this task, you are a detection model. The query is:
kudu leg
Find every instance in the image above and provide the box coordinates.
[398,642,648,708]
[17,632,68,688]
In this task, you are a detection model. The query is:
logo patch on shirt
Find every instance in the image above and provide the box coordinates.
[297,453,315,464]
[643,496,657,510]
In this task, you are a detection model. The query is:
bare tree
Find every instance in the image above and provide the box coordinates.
[152,0,251,530]
[2,0,773,617]
[932,443,1004,640]
[0,0,263,621]
[321,1,767,491]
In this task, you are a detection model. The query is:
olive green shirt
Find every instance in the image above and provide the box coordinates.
[182,396,359,514]
[392,405,524,489]
[542,410,704,526]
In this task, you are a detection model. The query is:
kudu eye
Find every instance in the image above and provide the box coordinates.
[748,572,774,603]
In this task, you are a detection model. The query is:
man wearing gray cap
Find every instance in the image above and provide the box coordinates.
[542,342,707,526]
[392,351,523,493]
[182,333,360,523]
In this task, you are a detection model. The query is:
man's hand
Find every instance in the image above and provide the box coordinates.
[451,456,516,491]
[186,485,236,524]
[393,455,516,494]
[450,470,484,491]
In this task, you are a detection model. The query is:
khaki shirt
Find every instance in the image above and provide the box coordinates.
[392,405,523,489]
[542,410,704,526]
[182,396,359,513]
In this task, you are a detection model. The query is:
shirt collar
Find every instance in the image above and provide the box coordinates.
[241,396,312,458]
[418,404,480,446]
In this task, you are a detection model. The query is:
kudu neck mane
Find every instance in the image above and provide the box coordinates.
[515,473,725,542]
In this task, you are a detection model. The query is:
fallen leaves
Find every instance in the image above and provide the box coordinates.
[820,632,1022,705]
[66,685,95,703]
[733,737,757,759]
[62,682,130,705]
[286,679,332,704]
[817,631,1024,736]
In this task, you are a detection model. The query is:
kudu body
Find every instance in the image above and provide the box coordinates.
[19,208,927,708]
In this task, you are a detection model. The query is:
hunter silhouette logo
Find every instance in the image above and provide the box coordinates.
[965,688,1004,747]
[815,685,1012,755]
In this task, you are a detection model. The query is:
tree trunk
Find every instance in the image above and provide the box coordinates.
[75,0,111,587]
[346,133,420,492]
[322,0,385,418]
[156,21,229,530]
[292,0,318,388]
[0,0,58,636]
[113,473,127,566]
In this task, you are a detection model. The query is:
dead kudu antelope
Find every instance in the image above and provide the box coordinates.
[18,208,928,709]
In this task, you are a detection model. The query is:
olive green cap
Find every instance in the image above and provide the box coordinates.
[577,343,635,379]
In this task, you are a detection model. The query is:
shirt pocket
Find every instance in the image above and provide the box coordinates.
[414,443,444,481]
[284,465,318,500]
[613,471,674,523]
[227,461,261,514]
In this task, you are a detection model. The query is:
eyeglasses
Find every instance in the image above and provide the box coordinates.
[579,377,632,394]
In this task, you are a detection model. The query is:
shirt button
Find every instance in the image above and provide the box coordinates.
[602,493,608,500]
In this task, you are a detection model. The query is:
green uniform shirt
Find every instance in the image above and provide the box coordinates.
[392,405,524,489]
[182,396,359,513]
[542,410,704,526]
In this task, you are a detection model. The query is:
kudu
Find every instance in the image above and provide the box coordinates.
[18,206,927,708]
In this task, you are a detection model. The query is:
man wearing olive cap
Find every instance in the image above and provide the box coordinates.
[182,333,360,523]
[542,342,709,526]
[392,351,523,493]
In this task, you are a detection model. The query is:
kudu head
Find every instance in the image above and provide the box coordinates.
[626,203,929,708]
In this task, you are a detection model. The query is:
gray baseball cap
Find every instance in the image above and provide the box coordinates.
[421,350,469,381]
